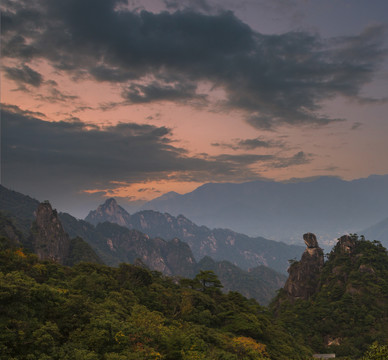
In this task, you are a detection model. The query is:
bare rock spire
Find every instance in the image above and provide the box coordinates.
[283,232,324,301]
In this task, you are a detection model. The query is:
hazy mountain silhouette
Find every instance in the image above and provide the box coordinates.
[361,216,388,248]
[141,175,388,246]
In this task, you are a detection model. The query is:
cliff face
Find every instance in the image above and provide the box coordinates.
[29,202,102,266]
[283,232,324,301]
[31,202,71,264]
[95,222,197,278]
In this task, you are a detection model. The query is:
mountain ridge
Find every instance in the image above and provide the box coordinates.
[0,185,286,305]
[85,197,304,274]
[140,174,388,245]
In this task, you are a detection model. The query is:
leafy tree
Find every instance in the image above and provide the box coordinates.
[362,342,388,360]
[194,270,223,294]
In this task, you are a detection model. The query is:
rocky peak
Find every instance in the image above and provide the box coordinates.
[304,232,319,248]
[283,232,324,301]
[31,202,71,264]
[85,198,131,227]
[336,234,356,254]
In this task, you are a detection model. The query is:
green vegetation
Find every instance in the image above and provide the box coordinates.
[0,239,312,360]
[273,235,388,359]
[66,237,104,266]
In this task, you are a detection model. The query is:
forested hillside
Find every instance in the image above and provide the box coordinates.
[0,238,311,360]
[273,235,388,358]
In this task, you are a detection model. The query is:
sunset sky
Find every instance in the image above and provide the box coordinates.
[1,0,388,217]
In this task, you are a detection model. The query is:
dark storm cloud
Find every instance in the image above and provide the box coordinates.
[1,0,386,128]
[4,64,43,87]
[1,109,258,194]
[2,109,310,196]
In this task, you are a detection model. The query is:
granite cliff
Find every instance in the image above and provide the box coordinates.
[30,202,71,264]
[283,232,324,301]
[30,202,102,266]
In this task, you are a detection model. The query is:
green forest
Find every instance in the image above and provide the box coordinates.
[0,236,309,360]
[273,236,388,359]
[1,234,387,360]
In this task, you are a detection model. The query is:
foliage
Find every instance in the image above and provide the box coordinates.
[361,342,388,360]
[0,240,311,360]
[273,236,388,359]
[66,237,103,266]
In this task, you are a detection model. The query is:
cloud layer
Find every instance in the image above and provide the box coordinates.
[2,0,385,128]
[2,108,311,200]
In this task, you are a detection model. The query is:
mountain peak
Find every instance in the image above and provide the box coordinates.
[85,198,130,226]
[104,197,118,205]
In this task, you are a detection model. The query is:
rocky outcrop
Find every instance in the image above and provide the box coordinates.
[283,233,324,301]
[85,198,131,227]
[30,202,102,265]
[31,202,71,264]
[336,234,356,254]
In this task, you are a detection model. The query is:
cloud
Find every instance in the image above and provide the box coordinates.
[2,1,385,128]
[35,87,79,103]
[211,153,274,164]
[351,122,363,130]
[212,137,284,150]
[164,0,215,13]
[2,108,312,202]
[122,80,207,104]
[272,151,312,168]
[1,108,254,196]
[4,64,43,87]
[0,103,47,118]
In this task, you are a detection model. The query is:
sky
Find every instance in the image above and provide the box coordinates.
[1,0,388,218]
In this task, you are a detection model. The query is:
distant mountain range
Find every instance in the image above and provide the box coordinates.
[0,185,287,305]
[85,198,304,274]
[140,175,388,246]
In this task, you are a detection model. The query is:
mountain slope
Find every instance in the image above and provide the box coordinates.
[0,185,40,234]
[86,199,304,274]
[0,186,288,304]
[197,256,286,305]
[0,243,312,360]
[273,234,388,358]
[361,216,388,249]
[141,175,388,245]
